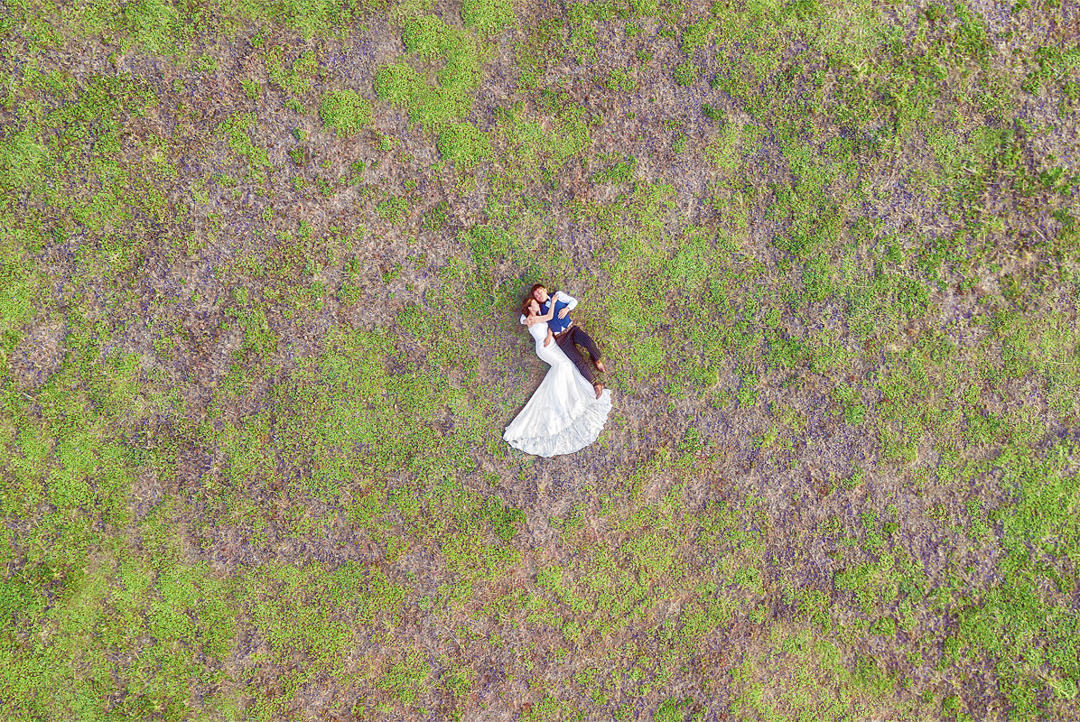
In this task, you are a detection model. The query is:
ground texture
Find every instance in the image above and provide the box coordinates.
[2,0,1080,720]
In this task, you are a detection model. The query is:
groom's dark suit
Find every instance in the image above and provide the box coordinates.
[521,291,603,385]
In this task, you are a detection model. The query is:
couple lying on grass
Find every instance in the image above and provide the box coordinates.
[503,284,612,459]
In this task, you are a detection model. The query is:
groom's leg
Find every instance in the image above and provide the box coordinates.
[556,333,594,384]
[567,327,602,363]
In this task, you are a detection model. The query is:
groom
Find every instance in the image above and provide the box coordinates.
[520,283,607,398]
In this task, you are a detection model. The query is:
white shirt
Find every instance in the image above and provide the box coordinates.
[520,291,578,326]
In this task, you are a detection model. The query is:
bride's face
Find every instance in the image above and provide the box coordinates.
[525,299,540,316]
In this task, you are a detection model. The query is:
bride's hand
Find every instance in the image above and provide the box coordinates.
[525,305,554,326]
[544,329,553,346]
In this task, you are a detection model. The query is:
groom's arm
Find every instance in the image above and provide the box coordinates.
[554,291,578,317]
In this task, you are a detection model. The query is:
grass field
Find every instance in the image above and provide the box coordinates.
[1,0,1079,719]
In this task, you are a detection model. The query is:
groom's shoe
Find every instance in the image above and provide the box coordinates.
[594,383,604,399]
[595,359,607,373]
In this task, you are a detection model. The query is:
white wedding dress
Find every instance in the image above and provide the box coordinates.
[503,320,613,457]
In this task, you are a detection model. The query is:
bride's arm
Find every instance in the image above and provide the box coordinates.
[524,303,556,326]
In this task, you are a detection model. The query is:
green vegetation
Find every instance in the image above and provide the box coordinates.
[374,13,486,131]
[216,112,270,175]
[460,0,514,35]
[437,120,492,168]
[1,0,1078,719]
[319,88,372,135]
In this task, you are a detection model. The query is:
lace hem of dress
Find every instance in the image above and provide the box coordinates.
[503,390,613,458]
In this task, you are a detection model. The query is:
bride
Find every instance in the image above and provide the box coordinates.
[503,297,613,458]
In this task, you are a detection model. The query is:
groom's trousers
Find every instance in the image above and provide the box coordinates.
[555,326,602,384]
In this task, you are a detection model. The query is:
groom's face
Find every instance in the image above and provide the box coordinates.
[532,286,548,303]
